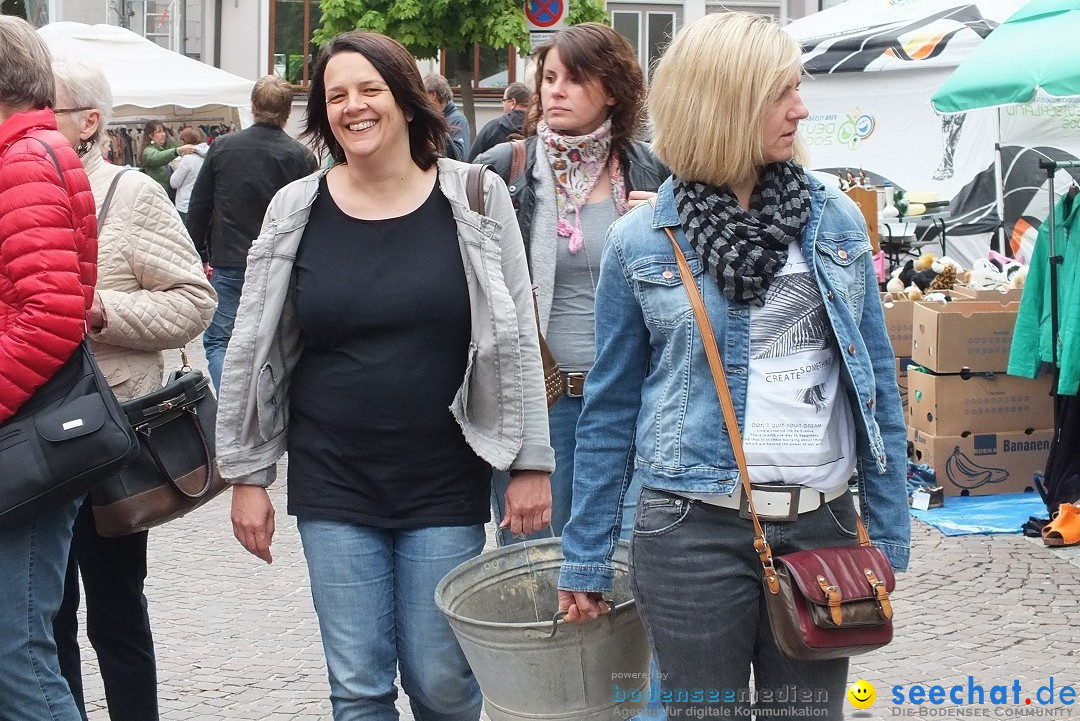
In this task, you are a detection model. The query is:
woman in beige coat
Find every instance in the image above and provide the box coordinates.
[49,57,216,721]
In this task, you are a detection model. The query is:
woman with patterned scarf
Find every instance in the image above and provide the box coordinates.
[557,12,910,720]
[476,23,669,545]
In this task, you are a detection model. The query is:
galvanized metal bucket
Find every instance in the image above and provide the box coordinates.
[435,538,650,721]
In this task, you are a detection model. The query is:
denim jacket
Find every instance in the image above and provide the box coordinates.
[559,176,910,593]
[214,159,556,488]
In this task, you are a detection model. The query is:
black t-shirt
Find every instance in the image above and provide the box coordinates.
[286,176,492,528]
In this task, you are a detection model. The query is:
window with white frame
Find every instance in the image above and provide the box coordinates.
[609,4,680,82]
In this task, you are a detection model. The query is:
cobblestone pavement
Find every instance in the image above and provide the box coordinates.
[75,345,1080,720]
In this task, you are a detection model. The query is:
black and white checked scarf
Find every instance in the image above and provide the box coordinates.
[673,162,811,307]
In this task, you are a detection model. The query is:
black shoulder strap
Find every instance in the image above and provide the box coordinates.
[98,168,135,234]
[466,163,490,215]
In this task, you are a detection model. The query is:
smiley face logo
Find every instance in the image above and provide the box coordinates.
[847,679,876,709]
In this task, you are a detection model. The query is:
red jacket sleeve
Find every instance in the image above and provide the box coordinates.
[0,135,98,422]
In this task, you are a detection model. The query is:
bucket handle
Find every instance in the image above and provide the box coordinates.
[548,598,617,639]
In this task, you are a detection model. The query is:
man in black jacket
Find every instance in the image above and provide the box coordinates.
[185,75,317,391]
[423,74,471,160]
[467,82,529,161]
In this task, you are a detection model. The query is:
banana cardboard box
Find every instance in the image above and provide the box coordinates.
[895,357,912,413]
[949,287,1024,303]
[881,294,913,356]
[911,428,1051,496]
[906,366,1053,436]
[911,301,1019,374]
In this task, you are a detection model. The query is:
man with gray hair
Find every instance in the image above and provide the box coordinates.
[185,75,317,392]
[424,73,471,159]
[468,81,529,161]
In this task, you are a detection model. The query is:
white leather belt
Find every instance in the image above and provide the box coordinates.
[701,484,850,522]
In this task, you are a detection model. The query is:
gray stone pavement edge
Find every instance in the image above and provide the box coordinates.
[71,343,1080,721]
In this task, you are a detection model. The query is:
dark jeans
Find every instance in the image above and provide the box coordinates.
[55,499,159,721]
[203,266,245,393]
[630,488,858,719]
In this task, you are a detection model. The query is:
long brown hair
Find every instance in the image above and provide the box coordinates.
[302,32,448,169]
[525,23,645,157]
[136,121,166,166]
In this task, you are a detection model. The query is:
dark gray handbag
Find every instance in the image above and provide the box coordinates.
[0,140,141,529]
[91,350,225,537]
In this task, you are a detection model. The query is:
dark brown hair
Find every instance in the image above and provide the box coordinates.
[525,23,645,156]
[302,32,448,169]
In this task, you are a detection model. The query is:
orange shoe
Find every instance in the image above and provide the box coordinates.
[1042,502,1080,547]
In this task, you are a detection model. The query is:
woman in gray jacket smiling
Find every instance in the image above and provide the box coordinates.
[215,31,553,721]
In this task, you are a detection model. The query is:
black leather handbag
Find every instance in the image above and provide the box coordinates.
[0,139,142,529]
[91,352,226,537]
[0,341,142,529]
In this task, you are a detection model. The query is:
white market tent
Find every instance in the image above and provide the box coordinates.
[785,0,1080,265]
[38,22,255,123]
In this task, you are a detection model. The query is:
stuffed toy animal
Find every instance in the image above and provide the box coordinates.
[914,252,937,272]
[928,264,957,291]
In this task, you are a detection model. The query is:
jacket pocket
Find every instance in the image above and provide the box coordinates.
[817,235,871,312]
[255,363,279,441]
[630,255,702,329]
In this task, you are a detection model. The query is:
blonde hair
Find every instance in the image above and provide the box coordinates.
[649,12,806,188]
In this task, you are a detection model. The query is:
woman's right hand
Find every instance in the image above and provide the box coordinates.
[231,484,275,564]
[557,589,610,623]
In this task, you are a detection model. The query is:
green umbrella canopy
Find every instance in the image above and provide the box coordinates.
[931,0,1080,112]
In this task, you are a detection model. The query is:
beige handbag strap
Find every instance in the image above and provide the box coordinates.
[660,226,872,591]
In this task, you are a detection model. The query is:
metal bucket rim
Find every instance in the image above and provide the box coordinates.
[435,538,635,631]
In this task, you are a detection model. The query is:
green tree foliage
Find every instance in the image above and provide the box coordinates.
[314,0,610,134]
[567,0,608,27]
[316,0,528,57]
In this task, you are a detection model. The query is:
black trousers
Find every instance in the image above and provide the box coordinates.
[54,498,159,721]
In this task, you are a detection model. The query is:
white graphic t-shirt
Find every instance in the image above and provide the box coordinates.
[741,242,856,492]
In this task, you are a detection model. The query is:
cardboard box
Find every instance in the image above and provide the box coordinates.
[950,286,1024,303]
[907,367,1053,435]
[911,301,1019,373]
[911,427,1050,496]
[895,356,912,413]
[880,294,913,356]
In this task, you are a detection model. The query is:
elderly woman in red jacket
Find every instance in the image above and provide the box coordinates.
[0,16,99,721]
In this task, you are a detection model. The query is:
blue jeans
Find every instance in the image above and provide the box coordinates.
[203,266,245,393]
[0,496,84,721]
[491,395,640,545]
[55,498,157,721]
[297,518,485,721]
[630,488,855,718]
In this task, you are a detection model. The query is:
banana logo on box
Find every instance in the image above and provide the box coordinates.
[945,446,1008,489]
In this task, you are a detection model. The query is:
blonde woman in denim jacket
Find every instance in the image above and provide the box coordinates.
[558,13,910,720]
[215,32,553,721]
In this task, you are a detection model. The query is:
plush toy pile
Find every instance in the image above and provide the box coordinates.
[883,251,1028,301]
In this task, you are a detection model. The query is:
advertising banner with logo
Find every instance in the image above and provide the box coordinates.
[788,0,1080,266]
[800,67,997,202]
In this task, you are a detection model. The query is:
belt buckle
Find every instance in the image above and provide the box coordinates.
[739,484,800,523]
[564,372,587,398]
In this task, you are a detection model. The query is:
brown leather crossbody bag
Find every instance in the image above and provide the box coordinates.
[466,162,562,408]
[663,225,896,661]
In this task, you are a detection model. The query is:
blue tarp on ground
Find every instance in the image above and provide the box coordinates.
[909,492,1044,536]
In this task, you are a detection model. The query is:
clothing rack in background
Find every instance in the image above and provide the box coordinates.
[1037,158,1080,433]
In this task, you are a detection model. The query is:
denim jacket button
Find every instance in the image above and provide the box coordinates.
[662,269,674,280]
[866,397,874,409]
[838,249,849,260]
[827,291,835,301]
[847,344,856,355]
